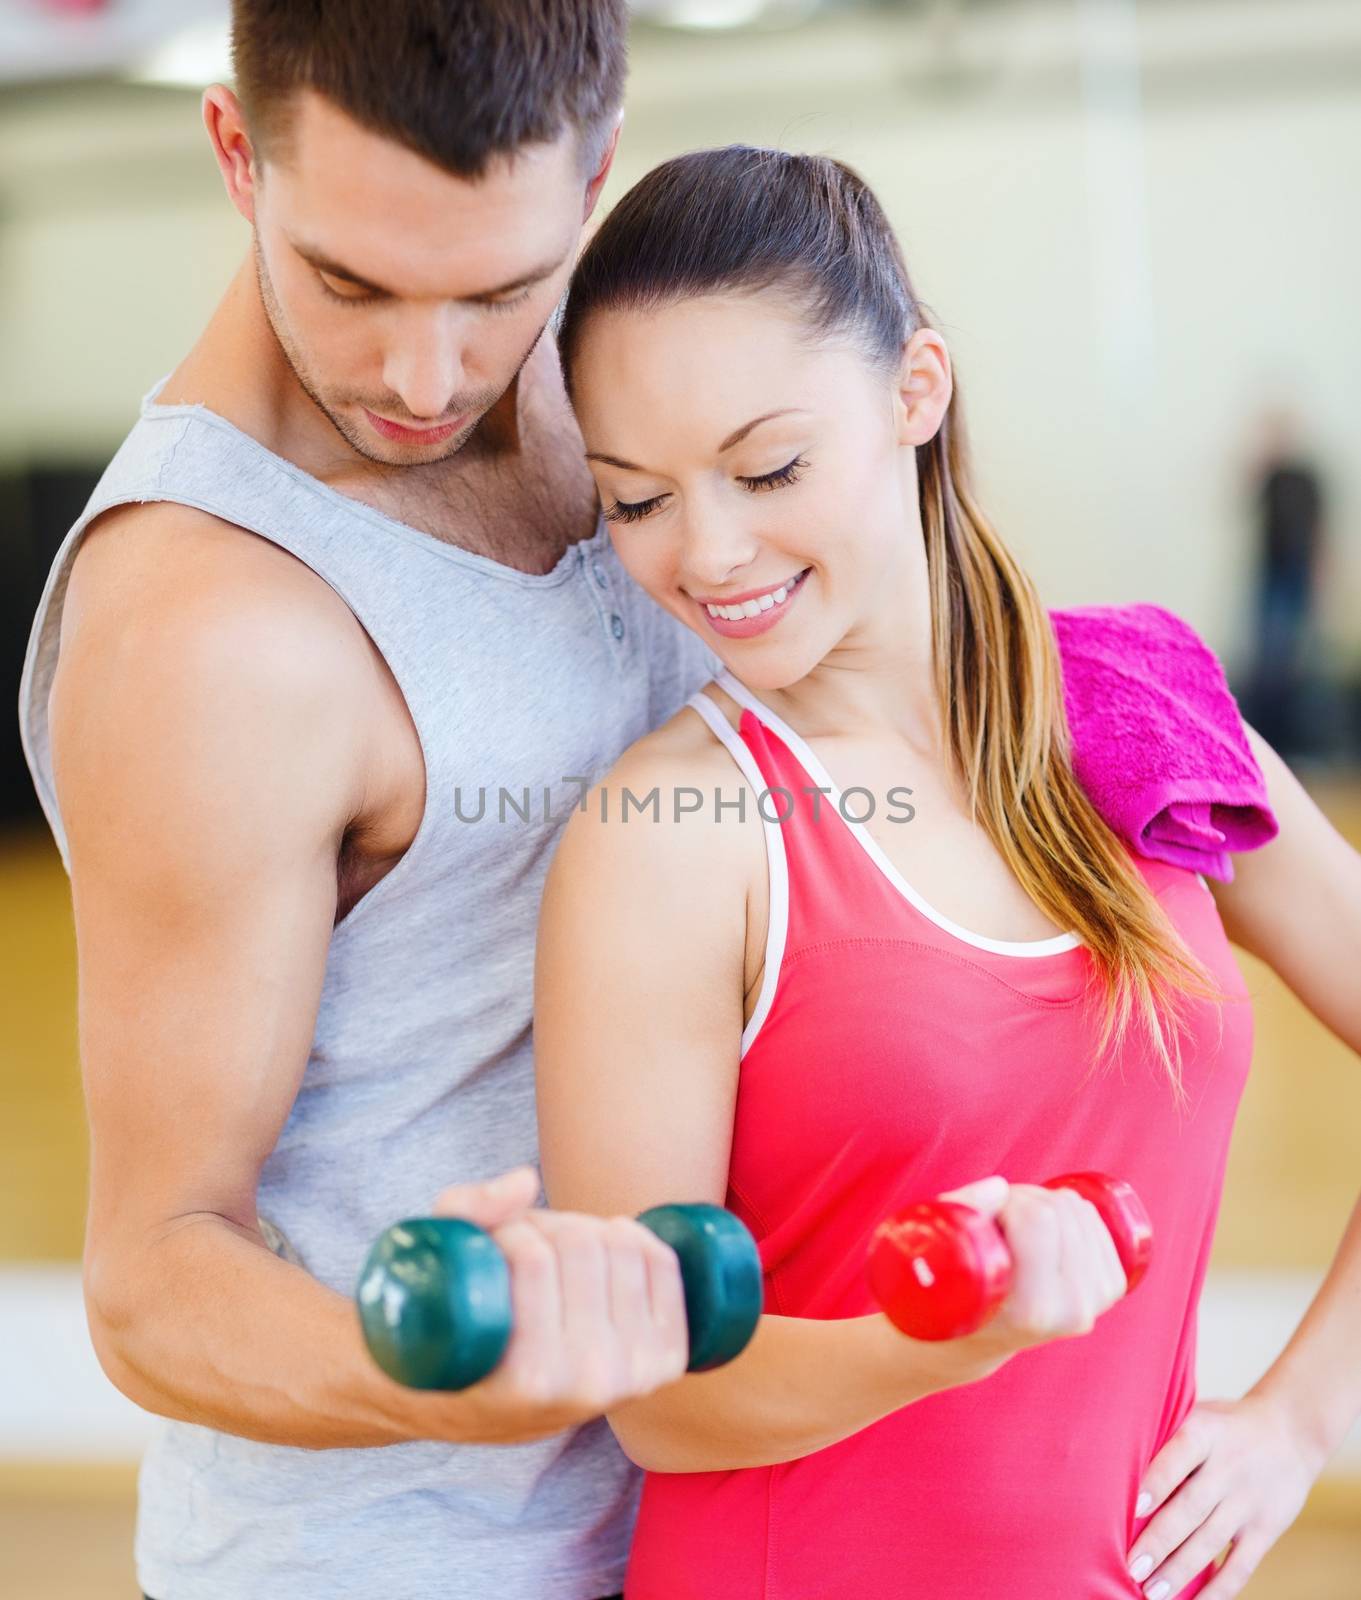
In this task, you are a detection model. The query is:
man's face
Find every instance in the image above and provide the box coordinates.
[251,91,591,464]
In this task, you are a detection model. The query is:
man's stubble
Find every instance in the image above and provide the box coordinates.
[250,234,541,469]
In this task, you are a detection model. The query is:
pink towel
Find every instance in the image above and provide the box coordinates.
[1051,603,1278,883]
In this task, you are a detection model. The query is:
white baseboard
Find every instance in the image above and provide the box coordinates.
[0,1265,155,1459]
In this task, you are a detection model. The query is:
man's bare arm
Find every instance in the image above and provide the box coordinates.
[52,506,688,1449]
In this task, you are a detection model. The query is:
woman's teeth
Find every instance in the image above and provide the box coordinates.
[704,570,807,621]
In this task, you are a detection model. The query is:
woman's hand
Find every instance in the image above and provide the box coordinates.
[875,1177,1134,1397]
[1125,1390,1326,1598]
[935,1177,1131,1372]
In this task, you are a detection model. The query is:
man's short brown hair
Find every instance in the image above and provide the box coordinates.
[230,0,629,176]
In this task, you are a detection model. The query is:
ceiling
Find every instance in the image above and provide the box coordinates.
[2,0,1357,89]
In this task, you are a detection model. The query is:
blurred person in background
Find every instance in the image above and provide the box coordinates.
[1243,405,1326,759]
[16,4,719,1598]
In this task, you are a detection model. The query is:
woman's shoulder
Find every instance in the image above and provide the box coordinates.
[1047,601,1278,879]
[1047,599,1246,752]
[1049,600,1224,682]
[600,678,749,793]
[553,680,759,878]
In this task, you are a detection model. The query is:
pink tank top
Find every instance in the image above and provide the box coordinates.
[624,668,1254,1600]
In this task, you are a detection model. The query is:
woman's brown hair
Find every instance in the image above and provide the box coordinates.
[560,145,1237,1106]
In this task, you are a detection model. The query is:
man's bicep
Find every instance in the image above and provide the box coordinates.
[50,578,362,1251]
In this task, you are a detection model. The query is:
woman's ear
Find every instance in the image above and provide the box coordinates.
[893,328,953,447]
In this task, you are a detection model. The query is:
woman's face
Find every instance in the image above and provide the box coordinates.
[569,291,950,690]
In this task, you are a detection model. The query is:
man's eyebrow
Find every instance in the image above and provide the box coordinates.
[586,409,809,473]
[291,240,564,301]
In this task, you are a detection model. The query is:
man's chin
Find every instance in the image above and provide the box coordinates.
[335,406,481,465]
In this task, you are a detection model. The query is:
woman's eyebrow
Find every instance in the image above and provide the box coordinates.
[717,408,807,452]
[587,409,810,472]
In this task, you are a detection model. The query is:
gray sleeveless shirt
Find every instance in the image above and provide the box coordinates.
[17,377,720,1600]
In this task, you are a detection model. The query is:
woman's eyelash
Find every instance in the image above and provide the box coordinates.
[602,456,809,526]
[740,456,808,492]
[603,494,666,526]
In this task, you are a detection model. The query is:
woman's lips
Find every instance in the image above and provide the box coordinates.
[696,568,811,639]
[363,407,467,444]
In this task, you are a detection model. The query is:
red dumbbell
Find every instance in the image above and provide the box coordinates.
[867,1172,1153,1342]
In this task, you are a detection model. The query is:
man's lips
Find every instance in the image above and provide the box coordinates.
[362,407,468,444]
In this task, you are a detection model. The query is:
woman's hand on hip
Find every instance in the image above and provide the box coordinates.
[1124,1390,1325,1599]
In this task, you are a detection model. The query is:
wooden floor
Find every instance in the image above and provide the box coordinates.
[0,824,85,1261]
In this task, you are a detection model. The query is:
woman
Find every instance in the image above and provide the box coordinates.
[532,147,1356,1599]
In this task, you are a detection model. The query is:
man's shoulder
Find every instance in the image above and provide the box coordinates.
[50,499,378,829]
[71,499,363,655]
[59,500,376,741]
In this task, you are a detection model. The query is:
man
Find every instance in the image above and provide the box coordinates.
[17,4,718,1597]
[1245,406,1326,757]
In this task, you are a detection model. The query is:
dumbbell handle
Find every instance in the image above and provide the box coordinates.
[357,1202,763,1392]
[868,1171,1153,1343]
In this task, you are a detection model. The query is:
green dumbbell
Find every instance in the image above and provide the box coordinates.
[357,1202,763,1391]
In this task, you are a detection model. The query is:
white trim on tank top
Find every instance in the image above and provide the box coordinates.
[713,668,1085,960]
[685,690,790,1060]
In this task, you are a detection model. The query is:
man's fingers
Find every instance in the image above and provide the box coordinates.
[496,1218,564,1386]
[432,1165,541,1227]
[603,1216,654,1342]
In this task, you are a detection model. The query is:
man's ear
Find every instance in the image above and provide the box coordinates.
[583,112,625,222]
[203,85,259,225]
[893,327,954,447]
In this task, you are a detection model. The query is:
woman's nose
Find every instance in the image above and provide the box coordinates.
[679,505,761,591]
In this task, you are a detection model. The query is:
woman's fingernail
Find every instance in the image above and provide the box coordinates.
[1146,1582,1170,1600]
[1135,1492,1152,1516]
[1129,1554,1154,1582]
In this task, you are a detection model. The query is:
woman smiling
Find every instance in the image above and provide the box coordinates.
[532,146,1359,1600]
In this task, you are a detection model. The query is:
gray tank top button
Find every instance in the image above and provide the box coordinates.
[610,613,625,640]
[593,561,609,589]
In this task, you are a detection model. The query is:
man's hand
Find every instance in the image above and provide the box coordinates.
[432,1168,691,1434]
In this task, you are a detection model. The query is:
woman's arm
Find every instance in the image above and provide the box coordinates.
[1205,723,1361,1465]
[1121,723,1361,1598]
[533,731,1001,1473]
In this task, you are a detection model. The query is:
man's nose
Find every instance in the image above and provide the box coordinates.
[381,307,466,422]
